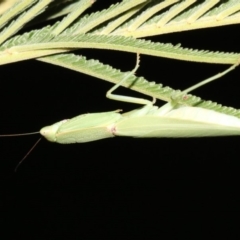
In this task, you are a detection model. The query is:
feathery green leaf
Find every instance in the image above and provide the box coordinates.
[39,53,240,118]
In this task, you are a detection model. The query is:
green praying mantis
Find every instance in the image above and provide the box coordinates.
[39,55,240,143]
[1,54,240,171]
[1,54,240,144]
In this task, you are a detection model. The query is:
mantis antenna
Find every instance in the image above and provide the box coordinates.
[14,138,41,172]
[0,132,39,137]
[0,132,40,171]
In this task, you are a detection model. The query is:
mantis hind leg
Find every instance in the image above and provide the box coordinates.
[183,60,240,94]
[171,59,240,103]
[159,59,240,114]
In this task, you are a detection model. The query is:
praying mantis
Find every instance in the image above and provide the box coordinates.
[39,54,240,143]
[1,54,240,145]
[1,54,240,171]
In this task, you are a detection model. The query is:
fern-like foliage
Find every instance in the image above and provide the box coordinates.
[108,0,240,37]
[0,0,240,118]
[39,53,240,118]
[1,32,240,65]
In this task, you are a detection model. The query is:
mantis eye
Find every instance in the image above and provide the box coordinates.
[40,127,48,136]
[40,126,56,142]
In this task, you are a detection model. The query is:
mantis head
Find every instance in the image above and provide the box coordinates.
[40,119,67,142]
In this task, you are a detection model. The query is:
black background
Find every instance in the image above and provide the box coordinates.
[1,1,240,239]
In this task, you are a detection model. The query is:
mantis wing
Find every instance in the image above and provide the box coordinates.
[40,111,122,143]
[115,107,240,138]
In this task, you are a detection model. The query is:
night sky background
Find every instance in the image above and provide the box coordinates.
[1,1,240,239]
